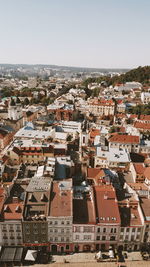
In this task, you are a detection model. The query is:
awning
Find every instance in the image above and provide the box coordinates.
[0,247,23,262]
[96,251,102,259]
[25,250,37,261]
[109,249,114,258]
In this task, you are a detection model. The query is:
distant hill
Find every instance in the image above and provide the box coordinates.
[83,66,150,87]
[0,63,128,74]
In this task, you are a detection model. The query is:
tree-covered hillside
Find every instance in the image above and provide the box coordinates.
[83,66,150,87]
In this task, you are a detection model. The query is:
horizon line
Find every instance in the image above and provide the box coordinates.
[0,62,134,70]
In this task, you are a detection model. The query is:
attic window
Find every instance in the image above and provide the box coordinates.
[4,205,10,212]
[15,206,22,212]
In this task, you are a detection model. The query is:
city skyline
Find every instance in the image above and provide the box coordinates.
[0,0,150,68]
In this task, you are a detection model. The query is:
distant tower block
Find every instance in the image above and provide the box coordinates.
[8,97,22,120]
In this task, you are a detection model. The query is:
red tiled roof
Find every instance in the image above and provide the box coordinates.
[128,183,148,191]
[87,168,105,179]
[94,185,120,224]
[116,113,126,118]
[134,122,150,130]
[49,181,72,217]
[133,163,146,174]
[129,114,138,119]
[139,115,150,121]
[89,98,115,106]
[144,167,150,180]
[90,129,100,138]
[3,203,23,220]
[109,134,139,144]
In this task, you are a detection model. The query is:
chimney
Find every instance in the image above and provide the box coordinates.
[12,197,19,203]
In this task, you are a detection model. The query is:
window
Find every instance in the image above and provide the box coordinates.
[61,221,64,224]
[84,235,91,240]
[54,221,58,225]
[96,236,100,240]
[66,237,69,242]
[61,229,64,233]
[66,221,70,225]
[102,236,106,241]
[66,245,70,250]
[97,228,100,233]
[61,237,64,241]
[110,228,113,233]
[132,228,135,232]
[121,228,124,232]
[126,228,129,232]
[137,228,141,232]
[55,237,58,241]
[103,228,106,233]
[42,231,46,234]
[54,229,58,233]
[110,236,116,241]
[83,227,92,233]
[2,225,7,230]
[76,235,79,240]
[75,226,80,232]
[49,221,52,225]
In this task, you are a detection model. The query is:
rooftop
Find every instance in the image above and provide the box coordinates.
[97,147,130,163]
[49,180,72,217]
[26,176,52,192]
[109,134,140,144]
[94,185,120,224]
[140,198,150,222]
[73,187,96,224]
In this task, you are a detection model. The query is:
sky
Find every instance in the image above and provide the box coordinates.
[0,0,150,68]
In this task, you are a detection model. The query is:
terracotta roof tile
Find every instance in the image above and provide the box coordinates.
[94,185,120,224]
[109,134,139,144]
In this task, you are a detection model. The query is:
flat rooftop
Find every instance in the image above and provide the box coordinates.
[26,176,52,192]
[97,148,130,163]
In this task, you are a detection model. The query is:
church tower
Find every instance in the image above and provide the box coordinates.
[8,97,22,120]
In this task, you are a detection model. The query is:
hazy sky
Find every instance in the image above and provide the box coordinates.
[0,0,150,68]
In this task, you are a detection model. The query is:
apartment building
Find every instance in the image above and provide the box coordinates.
[22,176,51,249]
[109,134,140,153]
[94,185,121,251]
[118,198,144,251]
[48,179,73,253]
[88,98,115,117]
[73,185,96,252]
[95,147,130,170]
[0,184,24,246]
